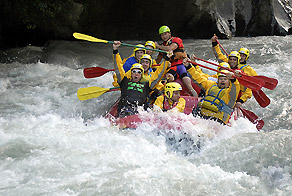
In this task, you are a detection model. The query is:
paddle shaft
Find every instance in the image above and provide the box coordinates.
[213,42,278,90]
[194,57,234,72]
[116,42,167,53]
[193,58,270,107]
[73,32,167,53]
[187,60,264,91]
[214,40,272,108]
[83,64,162,79]
[194,56,277,90]
[216,40,229,55]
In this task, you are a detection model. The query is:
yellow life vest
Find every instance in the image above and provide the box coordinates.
[199,85,233,115]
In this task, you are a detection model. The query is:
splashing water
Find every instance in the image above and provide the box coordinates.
[0,36,291,195]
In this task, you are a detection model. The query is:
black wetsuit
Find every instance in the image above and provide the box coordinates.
[118,77,151,117]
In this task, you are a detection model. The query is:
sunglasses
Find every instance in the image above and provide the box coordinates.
[132,70,142,74]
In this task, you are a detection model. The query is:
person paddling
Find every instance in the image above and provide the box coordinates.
[211,35,257,108]
[155,25,198,97]
[153,82,186,113]
[185,60,241,125]
[113,41,169,117]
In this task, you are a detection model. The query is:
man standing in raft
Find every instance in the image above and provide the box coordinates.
[113,41,169,117]
[155,25,198,97]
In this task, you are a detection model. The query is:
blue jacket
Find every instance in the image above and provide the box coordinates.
[123,57,138,72]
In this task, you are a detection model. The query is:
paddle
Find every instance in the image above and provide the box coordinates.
[239,107,264,131]
[216,40,229,56]
[215,41,278,90]
[77,86,119,100]
[188,60,264,91]
[73,32,167,53]
[84,67,114,78]
[215,41,273,107]
[83,64,162,79]
[252,90,270,108]
[193,57,271,107]
[254,76,278,90]
[194,57,277,90]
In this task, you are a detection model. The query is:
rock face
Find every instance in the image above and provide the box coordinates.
[0,0,291,49]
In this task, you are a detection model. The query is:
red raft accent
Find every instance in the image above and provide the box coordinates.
[104,95,200,129]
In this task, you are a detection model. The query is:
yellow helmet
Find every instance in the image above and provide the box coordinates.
[164,82,182,99]
[217,62,230,76]
[145,41,156,49]
[218,70,230,78]
[218,62,230,71]
[159,25,170,34]
[228,51,241,64]
[130,63,144,74]
[238,48,250,60]
[133,44,146,53]
[139,54,153,65]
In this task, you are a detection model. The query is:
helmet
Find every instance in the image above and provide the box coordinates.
[145,41,156,49]
[133,44,146,53]
[139,54,152,65]
[218,70,230,78]
[130,63,144,74]
[238,48,250,60]
[164,82,182,99]
[228,51,241,64]
[218,62,230,71]
[159,25,171,34]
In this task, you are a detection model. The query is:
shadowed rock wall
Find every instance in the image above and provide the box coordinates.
[0,0,291,49]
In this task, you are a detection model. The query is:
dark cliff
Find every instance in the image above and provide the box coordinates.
[0,0,291,49]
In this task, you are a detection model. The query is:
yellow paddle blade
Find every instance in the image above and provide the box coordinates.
[77,86,109,100]
[73,33,109,43]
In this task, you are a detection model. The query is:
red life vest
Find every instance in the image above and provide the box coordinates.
[162,95,178,111]
[163,37,187,66]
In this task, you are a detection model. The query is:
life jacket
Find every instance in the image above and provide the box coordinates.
[162,95,178,112]
[163,37,187,64]
[239,64,248,71]
[199,85,234,123]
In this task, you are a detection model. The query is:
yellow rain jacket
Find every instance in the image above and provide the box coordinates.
[212,43,253,103]
[153,95,185,113]
[187,65,240,124]
[113,52,169,92]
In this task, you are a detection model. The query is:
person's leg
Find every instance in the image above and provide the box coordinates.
[176,64,198,97]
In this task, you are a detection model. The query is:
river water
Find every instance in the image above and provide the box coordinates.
[0,36,291,196]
